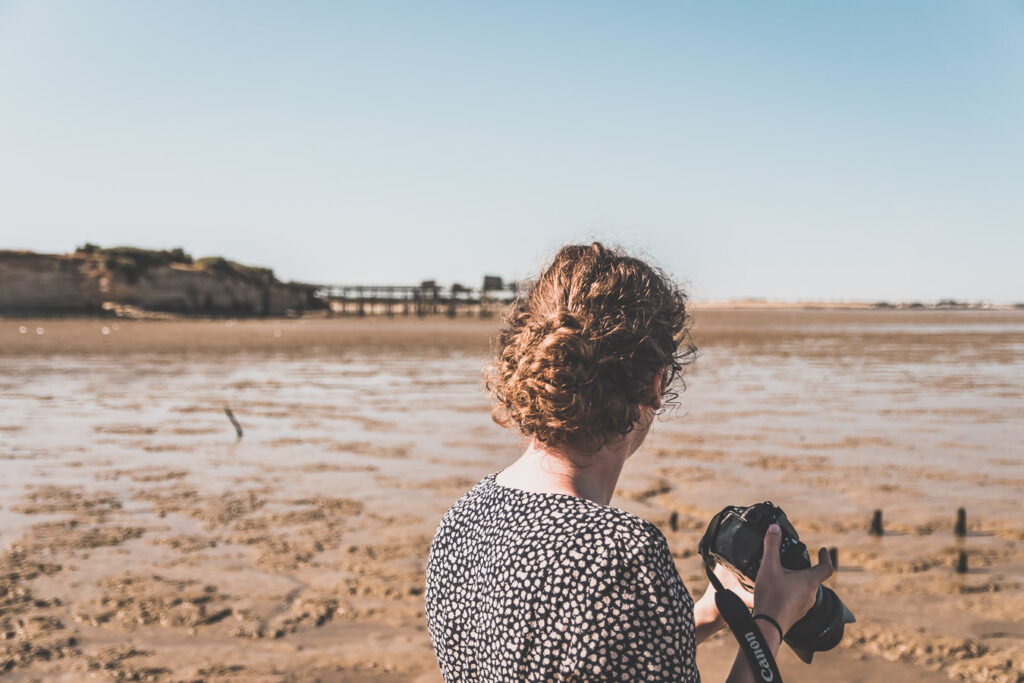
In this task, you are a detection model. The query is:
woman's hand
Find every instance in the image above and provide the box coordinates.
[724,524,834,682]
[693,561,754,643]
[712,562,755,609]
[752,523,834,632]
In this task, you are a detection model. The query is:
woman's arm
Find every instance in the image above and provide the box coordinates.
[693,592,726,644]
[725,620,784,682]
[693,564,755,645]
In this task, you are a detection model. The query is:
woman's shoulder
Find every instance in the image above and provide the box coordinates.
[438,471,670,553]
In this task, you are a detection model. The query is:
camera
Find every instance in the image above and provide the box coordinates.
[698,501,855,663]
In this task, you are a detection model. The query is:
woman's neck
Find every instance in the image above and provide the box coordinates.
[494,439,632,506]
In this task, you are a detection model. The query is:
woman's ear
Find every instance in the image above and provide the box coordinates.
[649,369,664,411]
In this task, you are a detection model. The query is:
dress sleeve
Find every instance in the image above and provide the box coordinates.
[576,532,700,681]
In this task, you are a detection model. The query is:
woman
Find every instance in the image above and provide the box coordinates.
[425,243,831,681]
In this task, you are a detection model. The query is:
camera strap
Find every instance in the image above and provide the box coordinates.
[705,564,783,683]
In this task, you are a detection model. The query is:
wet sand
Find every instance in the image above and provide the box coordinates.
[1,310,1022,681]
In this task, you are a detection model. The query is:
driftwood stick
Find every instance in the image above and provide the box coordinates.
[224,405,243,439]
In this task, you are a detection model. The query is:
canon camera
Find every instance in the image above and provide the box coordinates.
[698,501,855,663]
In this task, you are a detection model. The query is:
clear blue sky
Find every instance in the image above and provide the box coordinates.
[1,1,1021,301]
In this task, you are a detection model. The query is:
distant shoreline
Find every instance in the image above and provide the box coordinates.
[3,247,1019,318]
[2,299,1020,321]
[3,309,1023,358]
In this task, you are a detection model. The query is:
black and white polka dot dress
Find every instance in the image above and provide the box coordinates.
[425,472,699,681]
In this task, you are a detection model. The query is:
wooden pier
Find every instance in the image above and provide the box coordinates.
[314,277,518,317]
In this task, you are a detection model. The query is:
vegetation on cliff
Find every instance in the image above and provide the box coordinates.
[193,257,274,284]
[75,245,275,285]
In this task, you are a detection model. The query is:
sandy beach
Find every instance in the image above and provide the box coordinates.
[1,310,1022,681]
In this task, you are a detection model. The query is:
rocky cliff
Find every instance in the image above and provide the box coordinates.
[0,248,320,316]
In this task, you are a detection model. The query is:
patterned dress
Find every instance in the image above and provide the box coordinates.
[425,472,700,681]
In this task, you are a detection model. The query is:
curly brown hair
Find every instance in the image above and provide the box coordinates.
[485,242,696,453]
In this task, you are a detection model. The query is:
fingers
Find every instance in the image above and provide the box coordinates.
[761,523,781,568]
[810,546,834,583]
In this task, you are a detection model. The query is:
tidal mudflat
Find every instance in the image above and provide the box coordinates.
[1,311,1021,681]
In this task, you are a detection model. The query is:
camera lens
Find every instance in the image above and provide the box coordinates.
[699,502,856,664]
[784,586,856,663]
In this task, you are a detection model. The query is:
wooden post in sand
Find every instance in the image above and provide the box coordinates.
[869,509,884,536]
[955,507,967,537]
[828,547,838,569]
[669,511,679,532]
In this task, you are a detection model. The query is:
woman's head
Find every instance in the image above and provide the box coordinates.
[485,242,696,454]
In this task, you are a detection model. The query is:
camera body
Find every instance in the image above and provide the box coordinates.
[699,502,810,591]
[698,501,855,663]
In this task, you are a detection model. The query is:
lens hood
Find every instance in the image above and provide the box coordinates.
[784,585,856,663]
